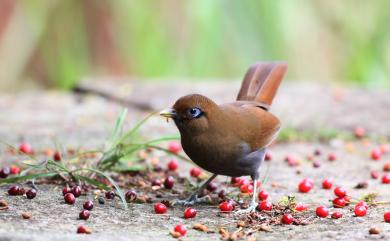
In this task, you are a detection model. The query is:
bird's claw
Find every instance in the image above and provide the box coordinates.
[235,201,258,214]
[173,195,211,206]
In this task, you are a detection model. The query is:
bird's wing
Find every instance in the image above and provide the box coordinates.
[236,62,288,110]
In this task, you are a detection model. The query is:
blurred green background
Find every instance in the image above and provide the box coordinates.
[0,0,389,91]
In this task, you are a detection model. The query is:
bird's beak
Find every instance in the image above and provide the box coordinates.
[159,108,177,119]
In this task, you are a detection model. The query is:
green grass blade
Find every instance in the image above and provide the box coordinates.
[118,111,158,143]
[75,174,110,190]
[0,172,58,184]
[106,108,128,150]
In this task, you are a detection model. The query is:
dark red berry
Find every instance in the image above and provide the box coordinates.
[333,197,346,208]
[316,206,329,218]
[313,160,321,168]
[384,211,390,222]
[371,170,379,179]
[207,182,218,192]
[174,224,187,236]
[26,189,37,199]
[168,142,181,154]
[151,179,162,187]
[53,151,61,161]
[382,174,390,184]
[154,202,167,214]
[64,193,75,204]
[183,207,197,219]
[354,205,367,217]
[265,152,272,161]
[77,225,91,234]
[281,213,294,224]
[322,179,333,189]
[258,190,269,200]
[79,210,90,220]
[83,200,94,210]
[125,190,137,202]
[105,191,115,199]
[257,200,272,211]
[371,148,381,161]
[334,186,347,197]
[19,143,32,154]
[62,187,71,196]
[71,186,82,198]
[298,180,313,193]
[331,211,343,219]
[219,201,234,212]
[0,167,10,178]
[328,153,336,161]
[167,159,178,171]
[218,190,226,199]
[8,185,21,196]
[314,149,321,156]
[164,176,175,189]
[190,167,201,178]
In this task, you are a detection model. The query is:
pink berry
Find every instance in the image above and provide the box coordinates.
[331,211,343,219]
[281,213,294,224]
[190,167,201,177]
[174,224,187,236]
[258,190,269,200]
[333,197,346,208]
[168,142,181,154]
[354,126,365,138]
[371,148,382,161]
[334,186,346,197]
[257,200,272,211]
[183,207,197,219]
[167,159,178,171]
[384,211,390,222]
[316,206,329,218]
[371,170,379,179]
[154,203,167,214]
[298,180,313,193]
[219,201,234,212]
[382,174,390,184]
[19,143,32,154]
[328,153,336,161]
[322,179,333,189]
[354,205,367,217]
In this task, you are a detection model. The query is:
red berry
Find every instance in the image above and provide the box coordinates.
[382,174,390,184]
[322,179,333,189]
[265,152,272,161]
[26,189,37,199]
[151,179,162,187]
[190,167,201,177]
[298,180,313,193]
[164,176,175,189]
[371,148,381,161]
[53,151,61,161]
[10,166,20,175]
[207,182,218,192]
[331,211,343,219]
[79,210,90,220]
[105,191,115,199]
[316,206,329,218]
[77,225,91,234]
[356,201,368,209]
[294,203,308,212]
[8,185,21,196]
[354,127,365,138]
[71,186,82,197]
[154,202,167,214]
[62,187,71,196]
[333,197,346,208]
[0,167,10,178]
[354,205,367,217]
[83,200,94,210]
[371,170,379,179]
[240,184,253,194]
[237,178,250,187]
[64,193,75,204]
[174,224,187,236]
[328,153,336,161]
[258,190,269,200]
[384,211,390,222]
[257,200,272,211]
[19,143,32,154]
[168,142,181,154]
[125,190,137,202]
[302,178,314,185]
[183,207,197,219]
[343,195,352,205]
[334,186,346,197]
[231,177,241,185]
[219,201,234,212]
[167,159,178,171]
[281,213,294,224]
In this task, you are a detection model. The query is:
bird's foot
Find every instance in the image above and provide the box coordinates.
[235,201,258,214]
[173,194,211,206]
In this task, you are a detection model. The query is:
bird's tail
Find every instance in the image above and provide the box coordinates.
[236,62,288,110]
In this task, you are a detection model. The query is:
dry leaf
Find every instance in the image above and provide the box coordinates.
[21,212,32,219]
[369,227,380,235]
[193,223,208,232]
[170,231,182,238]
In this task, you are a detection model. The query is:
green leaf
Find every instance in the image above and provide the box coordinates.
[0,172,58,184]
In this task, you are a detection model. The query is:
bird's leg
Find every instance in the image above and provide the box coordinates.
[174,174,218,206]
[235,177,258,214]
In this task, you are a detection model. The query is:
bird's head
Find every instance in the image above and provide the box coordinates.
[160,94,218,134]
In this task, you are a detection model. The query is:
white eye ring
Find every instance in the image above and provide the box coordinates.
[187,107,203,118]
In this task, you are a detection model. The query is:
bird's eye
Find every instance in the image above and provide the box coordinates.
[187,107,203,118]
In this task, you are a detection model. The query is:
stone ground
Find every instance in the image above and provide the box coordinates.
[0,81,390,241]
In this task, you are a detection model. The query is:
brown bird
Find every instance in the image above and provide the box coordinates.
[160,62,287,211]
